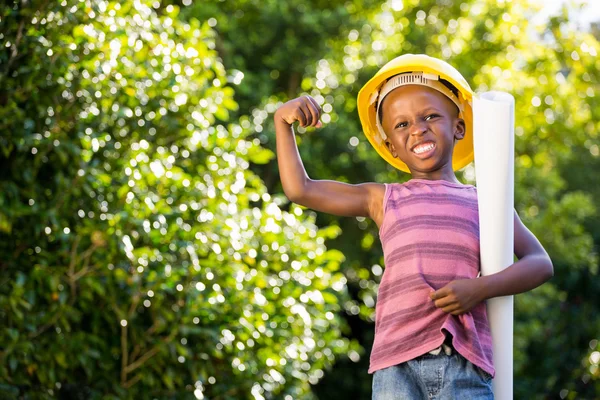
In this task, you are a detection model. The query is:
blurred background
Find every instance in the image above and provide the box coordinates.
[1,0,599,399]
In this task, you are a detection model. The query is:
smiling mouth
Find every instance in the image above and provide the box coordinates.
[412,141,436,154]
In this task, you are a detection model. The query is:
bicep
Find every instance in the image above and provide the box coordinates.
[513,209,547,260]
[290,179,385,220]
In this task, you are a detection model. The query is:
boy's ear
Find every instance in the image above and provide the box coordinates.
[454,118,466,140]
[385,140,398,158]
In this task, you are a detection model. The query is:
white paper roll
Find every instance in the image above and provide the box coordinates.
[473,91,515,400]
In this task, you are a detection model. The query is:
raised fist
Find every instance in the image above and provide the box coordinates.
[275,95,323,128]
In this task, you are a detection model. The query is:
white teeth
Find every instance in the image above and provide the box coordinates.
[413,143,435,154]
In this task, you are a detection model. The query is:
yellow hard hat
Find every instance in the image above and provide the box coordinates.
[357,54,474,173]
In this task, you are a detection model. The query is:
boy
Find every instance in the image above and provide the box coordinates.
[274,54,553,399]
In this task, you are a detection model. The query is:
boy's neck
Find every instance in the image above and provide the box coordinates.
[410,168,461,184]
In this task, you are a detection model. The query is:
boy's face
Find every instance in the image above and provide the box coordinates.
[380,85,465,177]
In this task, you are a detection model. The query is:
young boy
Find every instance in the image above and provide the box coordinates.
[274,54,553,399]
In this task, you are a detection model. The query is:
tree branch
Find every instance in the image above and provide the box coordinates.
[120,324,128,385]
[68,236,81,302]
[123,373,142,389]
[3,19,25,78]
[123,346,159,376]
[124,328,178,375]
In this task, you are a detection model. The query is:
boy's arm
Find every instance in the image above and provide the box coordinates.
[476,209,554,299]
[274,95,385,222]
[431,210,554,315]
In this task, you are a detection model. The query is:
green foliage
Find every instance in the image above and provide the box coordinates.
[184,0,381,112]
[181,0,600,398]
[2,0,600,399]
[0,1,356,398]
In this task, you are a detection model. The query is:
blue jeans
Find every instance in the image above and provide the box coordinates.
[372,351,493,399]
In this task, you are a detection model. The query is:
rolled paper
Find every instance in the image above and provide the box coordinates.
[473,91,515,400]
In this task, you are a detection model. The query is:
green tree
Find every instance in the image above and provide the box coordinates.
[0,1,357,398]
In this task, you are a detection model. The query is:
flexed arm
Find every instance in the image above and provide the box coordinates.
[274,95,385,223]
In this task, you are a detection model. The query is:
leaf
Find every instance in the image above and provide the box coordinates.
[15,272,26,286]
[9,357,17,372]
[0,212,12,234]
[86,279,106,296]
[247,146,275,165]
[214,107,229,121]
[55,352,68,368]
[6,328,19,341]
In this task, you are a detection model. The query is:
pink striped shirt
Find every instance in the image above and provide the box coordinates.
[369,179,495,378]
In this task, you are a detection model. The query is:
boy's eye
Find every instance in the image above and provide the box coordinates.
[425,114,440,121]
[395,121,408,129]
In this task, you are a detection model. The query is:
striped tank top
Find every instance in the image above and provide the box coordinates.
[369,179,495,378]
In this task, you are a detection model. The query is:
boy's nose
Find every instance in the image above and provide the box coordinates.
[409,122,428,136]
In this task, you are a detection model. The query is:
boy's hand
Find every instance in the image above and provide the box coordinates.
[275,95,323,128]
[430,278,485,315]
